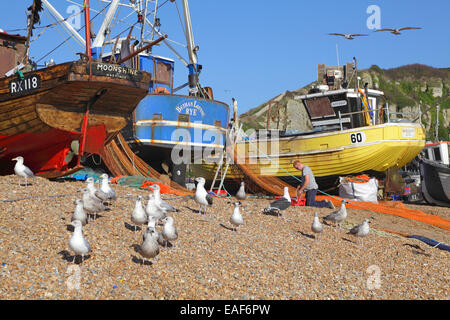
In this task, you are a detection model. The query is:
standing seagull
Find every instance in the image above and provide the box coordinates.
[311,212,323,240]
[139,228,160,265]
[194,177,213,215]
[323,200,347,230]
[263,187,291,218]
[68,220,91,264]
[86,177,109,203]
[144,216,165,246]
[131,196,148,235]
[328,33,368,40]
[72,199,88,226]
[146,193,165,223]
[79,188,105,222]
[230,202,244,233]
[150,184,178,213]
[12,156,34,186]
[375,27,421,35]
[347,218,371,245]
[235,181,247,201]
[100,173,116,204]
[161,216,178,248]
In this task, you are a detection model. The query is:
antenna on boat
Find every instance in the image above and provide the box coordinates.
[181,0,200,96]
[435,105,440,142]
[336,43,340,66]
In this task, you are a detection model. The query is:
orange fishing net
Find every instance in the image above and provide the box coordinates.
[317,195,450,231]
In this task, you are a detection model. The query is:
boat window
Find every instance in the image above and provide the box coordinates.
[304,97,336,119]
[178,114,189,123]
[433,147,442,162]
[152,113,162,120]
[155,61,172,85]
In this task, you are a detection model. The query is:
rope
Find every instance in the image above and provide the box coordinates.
[36,3,111,63]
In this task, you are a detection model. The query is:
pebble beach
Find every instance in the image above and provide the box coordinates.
[0,175,448,300]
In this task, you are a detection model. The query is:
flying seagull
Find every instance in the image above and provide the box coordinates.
[12,156,34,186]
[375,27,422,35]
[263,187,291,218]
[194,177,213,215]
[328,33,368,40]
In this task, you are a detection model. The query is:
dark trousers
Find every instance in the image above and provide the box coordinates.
[306,189,330,208]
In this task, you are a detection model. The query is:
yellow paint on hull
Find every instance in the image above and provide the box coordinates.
[192,123,425,180]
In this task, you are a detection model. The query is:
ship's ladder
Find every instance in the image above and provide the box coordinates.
[208,122,242,196]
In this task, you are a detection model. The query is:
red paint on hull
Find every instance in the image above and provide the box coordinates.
[0,127,104,177]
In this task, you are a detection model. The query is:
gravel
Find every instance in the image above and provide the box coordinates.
[0,175,448,300]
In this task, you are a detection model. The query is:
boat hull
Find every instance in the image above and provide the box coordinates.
[0,60,151,177]
[420,159,450,207]
[192,123,426,189]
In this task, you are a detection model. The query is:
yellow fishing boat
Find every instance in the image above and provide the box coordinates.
[191,61,426,190]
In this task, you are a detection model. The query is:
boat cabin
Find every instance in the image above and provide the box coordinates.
[423,142,450,166]
[0,29,26,77]
[295,63,384,132]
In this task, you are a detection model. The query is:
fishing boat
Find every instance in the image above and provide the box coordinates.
[0,1,151,178]
[419,141,450,207]
[100,0,230,186]
[193,60,426,191]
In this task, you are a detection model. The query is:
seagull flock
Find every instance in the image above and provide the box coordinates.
[12,156,372,266]
[328,27,422,40]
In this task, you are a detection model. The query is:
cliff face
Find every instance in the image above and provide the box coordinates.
[240,64,450,141]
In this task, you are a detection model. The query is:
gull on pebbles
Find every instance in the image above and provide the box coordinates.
[347,218,371,245]
[139,228,160,265]
[161,216,178,248]
[323,200,347,230]
[79,188,105,222]
[68,220,91,264]
[235,181,247,201]
[131,195,148,234]
[72,199,88,226]
[311,212,323,240]
[263,187,291,219]
[230,202,244,233]
[12,156,34,186]
[100,173,116,204]
[194,177,213,215]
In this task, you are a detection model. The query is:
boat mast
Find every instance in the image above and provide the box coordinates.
[91,0,121,58]
[24,0,37,65]
[181,0,199,95]
[84,0,92,59]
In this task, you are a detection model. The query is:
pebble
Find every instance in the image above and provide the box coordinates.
[0,174,448,299]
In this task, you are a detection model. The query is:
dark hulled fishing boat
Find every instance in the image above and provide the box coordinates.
[0,1,151,178]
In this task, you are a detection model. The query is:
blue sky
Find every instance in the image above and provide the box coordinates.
[1,0,449,115]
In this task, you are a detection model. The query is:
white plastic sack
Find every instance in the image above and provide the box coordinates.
[338,177,378,203]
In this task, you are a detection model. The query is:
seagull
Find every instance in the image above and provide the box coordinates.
[263,187,291,218]
[143,216,165,246]
[139,227,160,265]
[146,190,166,223]
[375,27,422,35]
[71,199,88,226]
[194,177,213,215]
[230,202,244,233]
[79,188,105,222]
[323,200,347,230]
[150,184,178,213]
[311,212,323,240]
[347,218,370,245]
[328,33,368,40]
[86,177,109,203]
[100,173,116,204]
[12,156,34,186]
[161,216,178,248]
[131,195,148,235]
[235,181,247,201]
[68,220,91,264]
